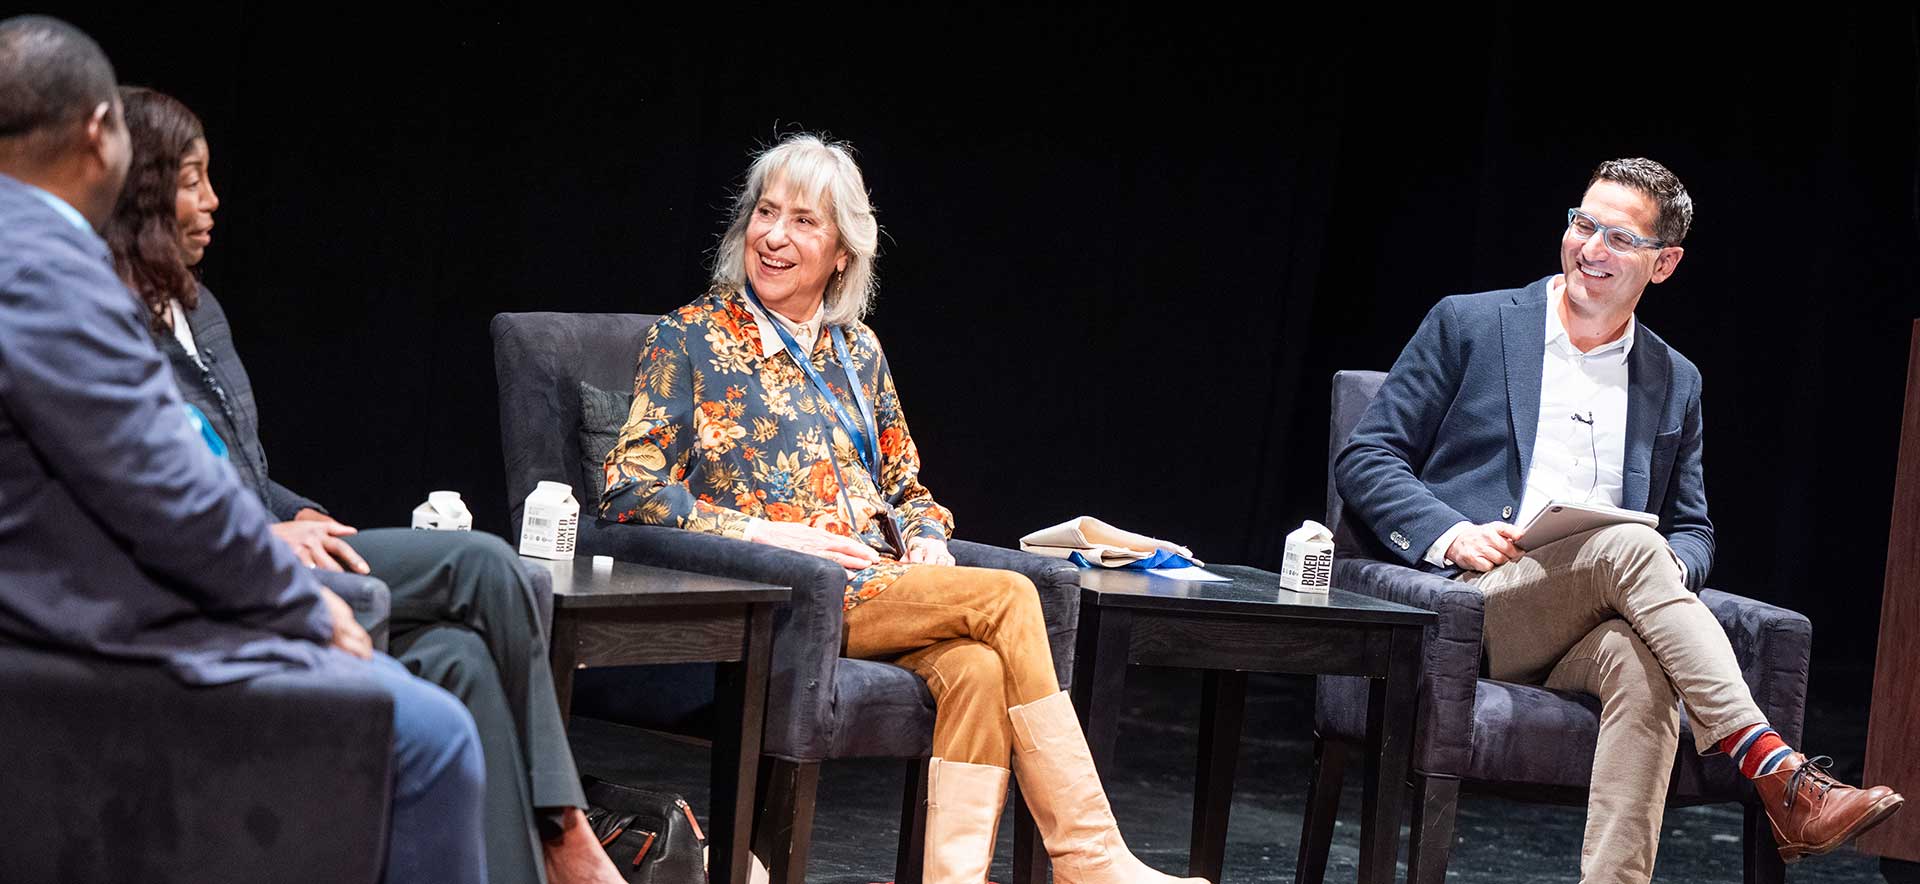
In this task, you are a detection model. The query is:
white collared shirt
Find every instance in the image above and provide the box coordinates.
[168,300,205,368]
[738,292,824,360]
[1424,276,1634,566]
[1515,279,1632,526]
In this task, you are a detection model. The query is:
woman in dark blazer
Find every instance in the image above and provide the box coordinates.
[104,86,624,884]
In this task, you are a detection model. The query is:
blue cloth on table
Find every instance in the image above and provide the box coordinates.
[1069,549,1197,570]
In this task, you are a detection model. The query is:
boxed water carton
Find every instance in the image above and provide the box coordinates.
[518,481,579,560]
[1279,519,1335,593]
[411,490,473,531]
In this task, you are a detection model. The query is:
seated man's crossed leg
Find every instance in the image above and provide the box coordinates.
[1466,524,1902,879]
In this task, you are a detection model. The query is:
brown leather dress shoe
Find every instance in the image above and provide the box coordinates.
[1752,753,1905,862]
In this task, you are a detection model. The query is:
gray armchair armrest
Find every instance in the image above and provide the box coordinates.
[579,518,844,761]
[315,570,391,653]
[1699,588,1811,746]
[1320,555,1486,776]
[949,540,1081,688]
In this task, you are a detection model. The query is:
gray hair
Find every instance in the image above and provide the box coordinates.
[711,134,879,326]
[1589,157,1694,245]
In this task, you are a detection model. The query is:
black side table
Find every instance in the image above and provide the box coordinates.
[1010,564,1433,884]
[522,556,789,884]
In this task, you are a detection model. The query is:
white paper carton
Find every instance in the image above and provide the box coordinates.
[1279,519,1335,593]
[518,481,579,560]
[411,490,473,531]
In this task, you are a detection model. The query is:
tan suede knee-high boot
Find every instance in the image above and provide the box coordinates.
[1009,691,1210,884]
[925,758,1010,883]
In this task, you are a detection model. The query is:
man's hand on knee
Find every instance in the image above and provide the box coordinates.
[1448,522,1524,572]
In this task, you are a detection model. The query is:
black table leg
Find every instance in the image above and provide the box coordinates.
[1011,782,1046,884]
[1014,598,1133,884]
[1190,669,1245,881]
[1358,626,1421,884]
[548,614,578,728]
[896,758,929,884]
[710,604,772,884]
[1076,605,1133,776]
[1295,736,1348,884]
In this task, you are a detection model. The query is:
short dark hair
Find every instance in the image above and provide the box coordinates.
[0,16,117,141]
[1589,157,1693,245]
[107,87,205,329]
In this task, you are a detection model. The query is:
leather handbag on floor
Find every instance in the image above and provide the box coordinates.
[581,776,708,884]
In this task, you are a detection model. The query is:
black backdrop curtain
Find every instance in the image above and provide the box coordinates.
[48,3,1920,682]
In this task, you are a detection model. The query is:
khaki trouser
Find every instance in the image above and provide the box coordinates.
[1462,523,1767,884]
[844,565,1060,766]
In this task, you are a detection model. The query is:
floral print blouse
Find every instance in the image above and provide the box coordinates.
[600,286,955,610]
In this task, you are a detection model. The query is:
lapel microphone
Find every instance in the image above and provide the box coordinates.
[1571,411,1595,425]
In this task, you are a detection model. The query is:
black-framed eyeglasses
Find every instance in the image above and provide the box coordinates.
[1567,209,1667,254]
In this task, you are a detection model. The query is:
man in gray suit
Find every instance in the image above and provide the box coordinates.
[1335,159,1901,881]
[0,16,486,883]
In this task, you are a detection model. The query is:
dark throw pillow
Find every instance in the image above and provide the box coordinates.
[577,379,634,500]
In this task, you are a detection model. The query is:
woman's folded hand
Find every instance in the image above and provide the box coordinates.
[744,519,881,570]
[904,536,954,566]
[271,517,369,574]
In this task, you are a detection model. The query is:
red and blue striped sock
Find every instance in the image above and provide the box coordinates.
[1720,723,1795,778]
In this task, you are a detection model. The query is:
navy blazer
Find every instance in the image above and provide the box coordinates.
[1334,276,1714,591]
[0,174,336,684]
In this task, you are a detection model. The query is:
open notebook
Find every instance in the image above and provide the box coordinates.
[1517,501,1658,551]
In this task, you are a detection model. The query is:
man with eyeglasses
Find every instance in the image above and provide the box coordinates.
[1335,158,1901,882]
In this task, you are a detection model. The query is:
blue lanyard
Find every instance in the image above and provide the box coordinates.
[183,403,229,459]
[743,285,883,487]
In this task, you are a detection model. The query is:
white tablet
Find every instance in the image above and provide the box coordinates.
[1516,501,1658,551]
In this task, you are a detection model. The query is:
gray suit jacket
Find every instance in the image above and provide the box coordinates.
[1333,276,1714,591]
[0,173,336,684]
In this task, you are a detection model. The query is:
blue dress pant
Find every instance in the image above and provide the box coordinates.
[363,653,488,884]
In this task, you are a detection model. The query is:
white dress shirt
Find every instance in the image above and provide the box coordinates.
[1425,276,1633,566]
[168,300,205,368]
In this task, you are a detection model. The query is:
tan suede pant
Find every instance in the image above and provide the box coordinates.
[843,565,1060,766]
[1461,523,1767,884]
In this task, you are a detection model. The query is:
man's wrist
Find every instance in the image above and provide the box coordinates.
[1424,521,1473,568]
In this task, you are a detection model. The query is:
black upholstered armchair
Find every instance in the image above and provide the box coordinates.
[1298,370,1808,884]
[490,311,1080,884]
[0,588,397,884]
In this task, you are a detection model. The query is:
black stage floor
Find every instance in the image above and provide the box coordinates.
[571,666,1889,884]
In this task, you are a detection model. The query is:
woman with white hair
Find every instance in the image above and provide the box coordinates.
[601,134,1204,884]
